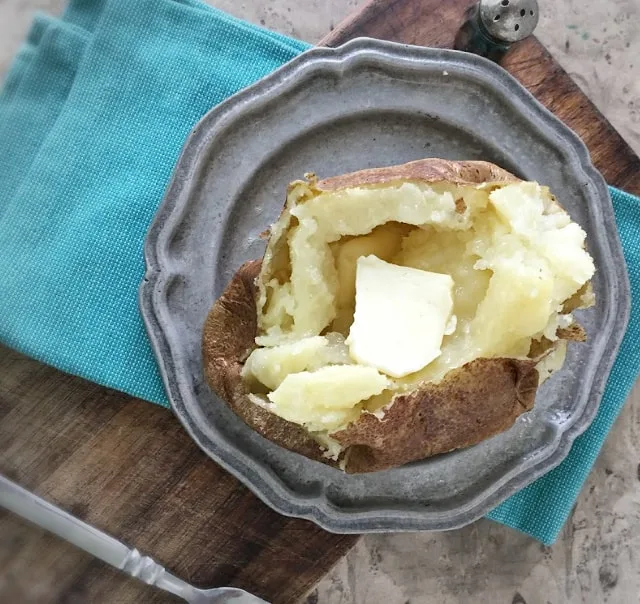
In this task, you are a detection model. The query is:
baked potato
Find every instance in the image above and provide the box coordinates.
[203,159,595,473]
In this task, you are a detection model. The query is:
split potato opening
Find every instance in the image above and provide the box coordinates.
[203,160,595,472]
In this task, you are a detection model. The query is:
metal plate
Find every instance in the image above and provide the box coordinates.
[140,39,630,532]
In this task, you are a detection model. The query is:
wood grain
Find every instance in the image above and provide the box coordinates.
[2,1,640,603]
[0,346,355,603]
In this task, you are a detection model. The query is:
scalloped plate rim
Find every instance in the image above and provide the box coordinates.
[139,38,631,532]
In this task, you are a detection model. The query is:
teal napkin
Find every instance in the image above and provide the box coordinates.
[0,0,637,545]
[0,0,309,405]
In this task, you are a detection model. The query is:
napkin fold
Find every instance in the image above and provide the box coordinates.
[0,0,310,405]
[0,0,637,544]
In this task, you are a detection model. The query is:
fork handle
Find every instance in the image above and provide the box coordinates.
[0,475,192,600]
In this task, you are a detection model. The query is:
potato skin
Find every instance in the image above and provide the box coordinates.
[202,159,576,473]
[202,261,540,473]
[332,358,539,472]
[316,158,519,192]
[202,260,331,465]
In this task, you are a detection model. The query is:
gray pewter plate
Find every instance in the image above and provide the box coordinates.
[140,38,630,532]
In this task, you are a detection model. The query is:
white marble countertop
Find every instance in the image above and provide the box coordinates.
[1,1,639,603]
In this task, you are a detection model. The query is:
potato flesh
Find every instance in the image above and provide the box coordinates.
[258,182,470,345]
[266,365,390,432]
[242,333,351,391]
[330,223,407,333]
[249,180,595,433]
[537,339,568,384]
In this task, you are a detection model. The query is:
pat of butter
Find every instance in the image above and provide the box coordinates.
[346,255,456,378]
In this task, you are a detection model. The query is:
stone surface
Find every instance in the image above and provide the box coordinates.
[311,385,640,604]
[1,0,639,603]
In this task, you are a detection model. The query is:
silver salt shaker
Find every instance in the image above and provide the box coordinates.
[454,0,540,62]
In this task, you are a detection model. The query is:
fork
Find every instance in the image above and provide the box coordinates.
[0,475,269,604]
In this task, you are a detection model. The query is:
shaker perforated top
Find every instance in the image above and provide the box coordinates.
[479,0,539,43]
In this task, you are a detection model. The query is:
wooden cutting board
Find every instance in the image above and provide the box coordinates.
[1,1,639,603]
